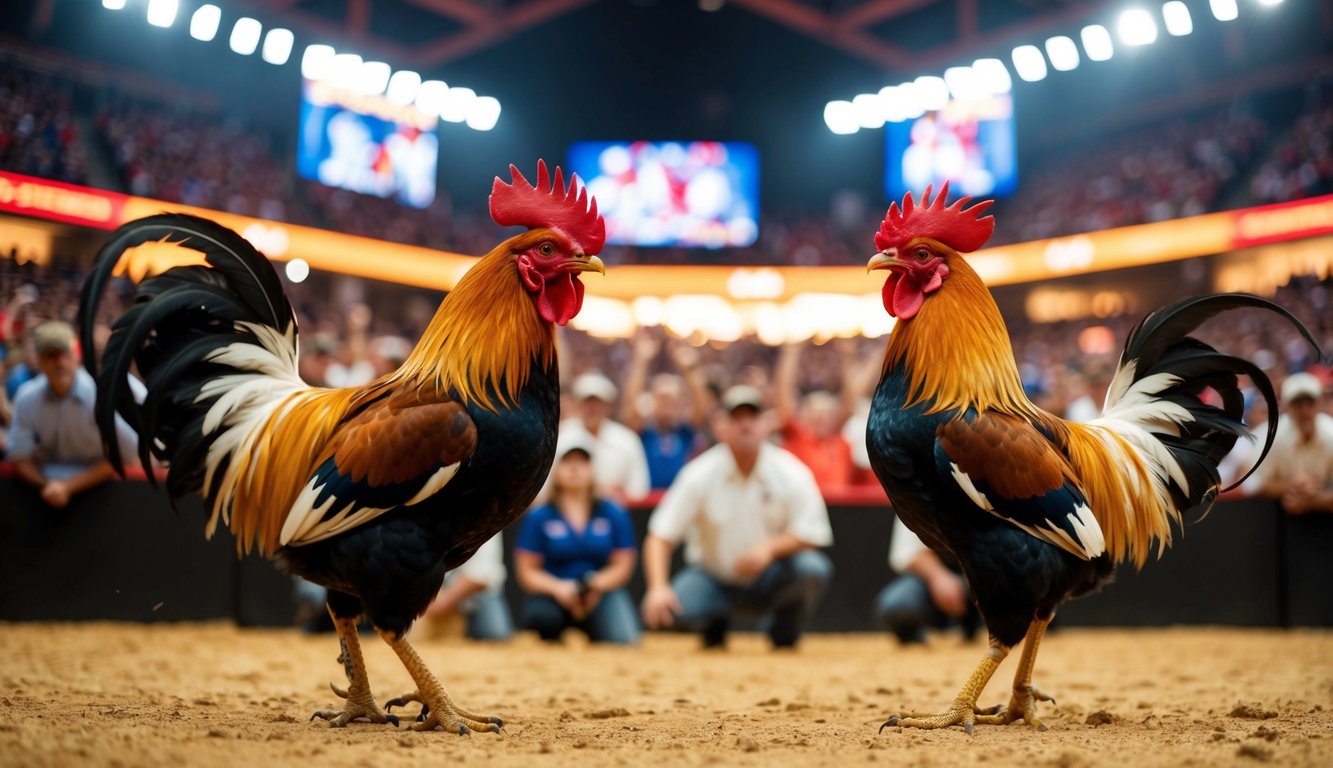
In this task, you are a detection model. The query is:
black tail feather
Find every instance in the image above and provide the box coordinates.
[77,214,296,493]
[1117,293,1323,507]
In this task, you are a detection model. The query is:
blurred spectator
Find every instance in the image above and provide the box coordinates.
[1244,372,1333,515]
[324,303,377,387]
[874,518,982,645]
[0,67,87,184]
[641,385,833,649]
[774,340,871,489]
[559,371,651,504]
[416,536,514,642]
[618,333,713,490]
[6,321,139,507]
[515,434,640,645]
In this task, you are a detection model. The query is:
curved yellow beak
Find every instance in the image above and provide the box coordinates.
[866,248,901,272]
[565,254,606,275]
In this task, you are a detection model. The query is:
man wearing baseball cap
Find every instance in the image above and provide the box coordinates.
[559,371,651,504]
[7,320,141,508]
[1246,372,1333,515]
[641,384,833,649]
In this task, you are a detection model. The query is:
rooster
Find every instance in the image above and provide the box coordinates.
[78,161,605,735]
[864,184,1319,733]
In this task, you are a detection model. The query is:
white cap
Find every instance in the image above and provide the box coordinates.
[721,384,764,414]
[555,430,596,461]
[572,371,618,402]
[1281,372,1322,403]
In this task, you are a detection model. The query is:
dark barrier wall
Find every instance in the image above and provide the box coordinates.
[2,477,1329,628]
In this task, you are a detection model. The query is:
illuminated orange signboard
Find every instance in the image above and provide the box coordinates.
[0,171,126,229]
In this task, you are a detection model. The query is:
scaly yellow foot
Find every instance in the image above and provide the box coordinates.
[310,614,400,728]
[974,684,1056,730]
[975,616,1057,730]
[879,641,1010,736]
[379,630,503,735]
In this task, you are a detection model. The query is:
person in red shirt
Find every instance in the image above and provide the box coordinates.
[774,340,862,490]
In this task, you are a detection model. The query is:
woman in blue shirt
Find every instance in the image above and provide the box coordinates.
[515,434,641,645]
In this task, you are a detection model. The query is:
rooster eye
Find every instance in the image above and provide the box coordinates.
[539,243,554,257]
[916,248,930,261]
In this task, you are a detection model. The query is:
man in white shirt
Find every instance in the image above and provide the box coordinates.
[641,385,834,649]
[560,371,651,504]
[1245,372,1333,515]
[874,517,981,644]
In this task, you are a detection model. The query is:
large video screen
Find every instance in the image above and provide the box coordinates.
[297,79,438,209]
[885,94,1017,201]
[568,141,759,249]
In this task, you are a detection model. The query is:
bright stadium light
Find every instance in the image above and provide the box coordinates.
[1045,36,1080,71]
[386,70,422,105]
[331,53,363,86]
[823,100,859,135]
[1209,0,1239,21]
[190,5,221,41]
[972,58,1012,95]
[914,75,949,111]
[1162,2,1193,36]
[852,93,884,128]
[261,28,294,65]
[356,61,391,94]
[103,0,127,9]
[439,86,476,123]
[285,258,310,283]
[944,66,987,101]
[1117,9,1158,46]
[892,81,926,119]
[466,96,501,131]
[415,79,449,116]
[878,86,906,122]
[1256,0,1282,5]
[147,0,178,28]
[1081,24,1115,61]
[1011,45,1048,82]
[301,44,335,80]
[229,18,262,56]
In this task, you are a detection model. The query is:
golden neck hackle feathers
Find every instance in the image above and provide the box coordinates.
[884,250,1038,419]
[390,231,556,412]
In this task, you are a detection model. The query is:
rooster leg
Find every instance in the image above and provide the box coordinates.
[310,613,400,728]
[379,630,503,735]
[975,615,1055,730]
[880,640,1010,735]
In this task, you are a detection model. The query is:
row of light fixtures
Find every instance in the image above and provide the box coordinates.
[825,0,1284,134]
[102,0,502,131]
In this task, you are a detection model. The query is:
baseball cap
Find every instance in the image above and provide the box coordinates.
[555,430,597,461]
[572,371,618,402]
[1281,372,1322,404]
[721,384,764,414]
[32,321,75,356]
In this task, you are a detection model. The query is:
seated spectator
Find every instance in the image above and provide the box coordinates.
[515,434,640,645]
[416,536,514,642]
[6,321,139,507]
[1244,372,1333,515]
[559,371,650,503]
[641,385,834,649]
[874,518,982,645]
[618,333,713,490]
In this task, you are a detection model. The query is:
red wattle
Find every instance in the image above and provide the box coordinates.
[883,272,925,320]
[537,273,585,326]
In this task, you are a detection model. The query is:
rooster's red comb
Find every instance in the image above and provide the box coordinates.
[490,160,606,255]
[874,181,995,255]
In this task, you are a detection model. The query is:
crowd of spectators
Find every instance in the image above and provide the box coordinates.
[95,97,307,224]
[990,111,1268,246]
[0,66,87,185]
[1248,101,1333,205]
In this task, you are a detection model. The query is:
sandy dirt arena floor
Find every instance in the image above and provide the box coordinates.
[0,623,1330,768]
